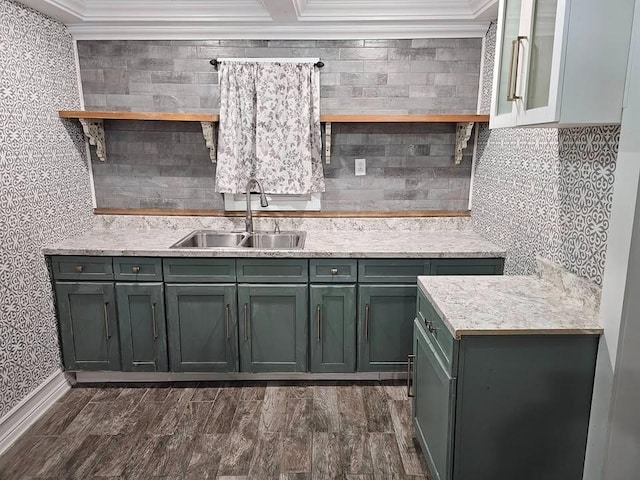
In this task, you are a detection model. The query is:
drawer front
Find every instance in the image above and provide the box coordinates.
[114,257,163,281]
[50,256,113,281]
[237,259,308,283]
[163,258,236,282]
[358,259,430,283]
[310,259,358,283]
[417,288,456,375]
[430,258,504,276]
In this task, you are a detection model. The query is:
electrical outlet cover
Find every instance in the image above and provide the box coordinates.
[355,158,366,176]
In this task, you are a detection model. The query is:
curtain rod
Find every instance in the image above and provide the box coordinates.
[209,58,324,69]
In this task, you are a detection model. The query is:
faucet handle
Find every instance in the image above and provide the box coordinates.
[273,219,281,234]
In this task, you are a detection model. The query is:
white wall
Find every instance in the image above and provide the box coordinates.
[583,1,640,477]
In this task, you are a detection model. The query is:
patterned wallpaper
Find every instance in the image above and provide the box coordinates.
[0,0,94,418]
[472,24,619,285]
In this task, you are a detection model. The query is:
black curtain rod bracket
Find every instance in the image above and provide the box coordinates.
[210,59,324,69]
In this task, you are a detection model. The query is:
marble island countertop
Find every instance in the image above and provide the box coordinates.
[418,275,603,338]
[43,228,506,258]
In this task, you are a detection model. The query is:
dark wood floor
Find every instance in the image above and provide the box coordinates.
[0,381,430,479]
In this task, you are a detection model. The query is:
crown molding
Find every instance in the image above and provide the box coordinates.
[19,0,497,39]
[17,0,84,23]
[67,21,491,40]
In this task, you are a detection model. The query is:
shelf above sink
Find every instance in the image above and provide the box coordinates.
[170,230,306,250]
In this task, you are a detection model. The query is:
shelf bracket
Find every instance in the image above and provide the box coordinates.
[200,121,217,163]
[455,122,474,165]
[79,119,106,162]
[324,122,331,164]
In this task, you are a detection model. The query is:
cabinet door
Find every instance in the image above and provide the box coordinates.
[165,284,238,372]
[310,285,356,373]
[116,283,167,372]
[358,285,416,372]
[238,284,307,372]
[518,0,564,125]
[55,282,120,371]
[412,319,456,480]
[490,0,525,128]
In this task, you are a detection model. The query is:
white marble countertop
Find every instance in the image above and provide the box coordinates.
[43,228,506,258]
[418,275,603,338]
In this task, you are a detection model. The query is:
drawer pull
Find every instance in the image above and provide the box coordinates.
[407,354,415,398]
[151,303,158,339]
[365,304,370,341]
[75,265,83,273]
[225,304,230,340]
[244,303,249,340]
[316,304,321,342]
[103,303,111,339]
[330,268,339,275]
[132,266,140,274]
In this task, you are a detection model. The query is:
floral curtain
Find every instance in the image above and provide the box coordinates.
[214,61,325,194]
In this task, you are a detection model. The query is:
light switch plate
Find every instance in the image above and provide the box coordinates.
[355,158,366,176]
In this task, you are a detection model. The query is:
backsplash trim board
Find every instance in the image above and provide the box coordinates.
[93,208,471,218]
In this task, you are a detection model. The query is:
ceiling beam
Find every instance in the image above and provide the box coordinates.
[260,0,307,21]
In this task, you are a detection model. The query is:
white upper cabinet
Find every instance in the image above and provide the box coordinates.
[490,0,635,128]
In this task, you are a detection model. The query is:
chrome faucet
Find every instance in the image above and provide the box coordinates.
[245,178,269,234]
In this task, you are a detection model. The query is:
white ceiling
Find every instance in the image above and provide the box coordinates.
[18,0,498,40]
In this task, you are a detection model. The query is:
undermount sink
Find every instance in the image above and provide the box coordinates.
[170,230,306,249]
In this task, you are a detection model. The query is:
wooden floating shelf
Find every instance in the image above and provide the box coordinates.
[59,110,488,124]
[60,110,487,165]
[94,208,471,218]
[59,110,219,122]
[319,114,489,123]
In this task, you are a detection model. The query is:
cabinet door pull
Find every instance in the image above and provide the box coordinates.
[103,302,111,339]
[225,304,230,340]
[427,321,437,335]
[132,266,140,274]
[365,304,370,341]
[243,303,249,340]
[407,354,415,397]
[316,304,321,342]
[151,303,158,339]
[75,265,83,273]
[507,35,526,101]
[330,268,339,275]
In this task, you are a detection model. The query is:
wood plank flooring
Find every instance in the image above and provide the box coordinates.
[0,381,430,480]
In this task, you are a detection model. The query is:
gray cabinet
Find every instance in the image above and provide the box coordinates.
[55,282,120,371]
[309,284,356,373]
[411,288,599,480]
[116,282,167,372]
[412,318,455,480]
[238,284,308,372]
[358,284,417,372]
[165,284,238,372]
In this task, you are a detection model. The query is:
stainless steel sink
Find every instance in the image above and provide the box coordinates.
[170,230,306,249]
[240,231,306,249]
[171,231,246,248]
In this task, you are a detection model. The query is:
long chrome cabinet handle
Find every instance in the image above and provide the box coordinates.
[151,303,158,339]
[407,354,416,398]
[103,302,111,339]
[507,35,526,101]
[225,304,230,340]
[316,304,321,342]
[243,303,249,340]
[364,304,370,341]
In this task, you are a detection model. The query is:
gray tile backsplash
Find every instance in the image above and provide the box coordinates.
[78,39,481,114]
[93,121,472,211]
[81,38,480,211]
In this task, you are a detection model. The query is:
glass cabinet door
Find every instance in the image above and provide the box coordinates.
[490,0,524,128]
[525,0,558,111]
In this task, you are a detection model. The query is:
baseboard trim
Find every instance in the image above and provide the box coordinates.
[0,370,71,456]
[74,371,408,383]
